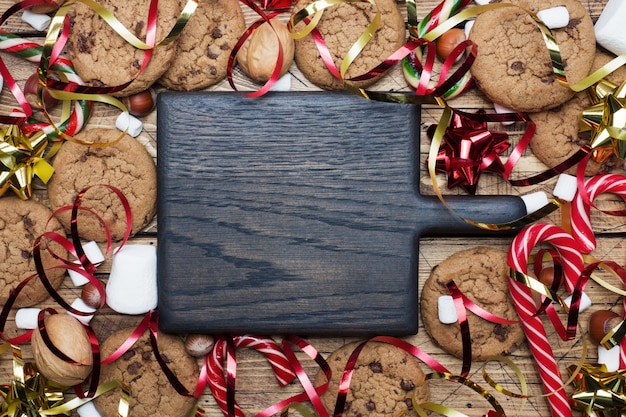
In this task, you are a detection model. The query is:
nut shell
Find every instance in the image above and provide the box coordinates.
[31,313,93,386]
[237,18,295,82]
[184,334,214,357]
[588,310,622,345]
[436,28,466,61]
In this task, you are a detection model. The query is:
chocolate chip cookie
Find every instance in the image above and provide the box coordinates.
[47,129,156,242]
[292,0,406,90]
[66,0,182,96]
[314,341,429,417]
[0,197,67,307]
[158,0,245,90]
[94,327,199,417]
[529,51,626,175]
[420,247,525,361]
[469,0,596,112]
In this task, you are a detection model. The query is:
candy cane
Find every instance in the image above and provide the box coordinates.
[571,174,626,368]
[0,30,90,138]
[402,0,473,99]
[207,335,296,417]
[571,173,626,254]
[508,223,584,417]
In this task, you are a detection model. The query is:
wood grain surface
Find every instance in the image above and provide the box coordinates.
[0,0,621,416]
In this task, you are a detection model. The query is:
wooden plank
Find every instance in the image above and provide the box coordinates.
[156,91,529,335]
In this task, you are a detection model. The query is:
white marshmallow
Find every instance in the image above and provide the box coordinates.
[21,10,51,31]
[595,0,626,56]
[270,73,292,91]
[67,298,96,325]
[492,102,517,126]
[564,292,592,313]
[521,191,549,215]
[473,0,490,4]
[598,344,621,372]
[464,20,474,39]
[15,308,41,329]
[553,174,578,202]
[68,241,106,286]
[115,112,143,138]
[106,245,157,315]
[77,401,102,417]
[438,295,458,324]
[537,6,569,30]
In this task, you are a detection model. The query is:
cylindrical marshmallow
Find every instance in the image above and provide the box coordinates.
[598,344,620,372]
[537,6,569,30]
[553,174,578,202]
[521,191,549,215]
[67,298,96,325]
[474,0,490,4]
[21,10,51,31]
[15,307,41,329]
[115,112,143,137]
[493,102,515,126]
[564,292,592,313]
[80,241,105,264]
[77,401,102,417]
[106,245,157,315]
[68,241,106,286]
[595,0,626,56]
[438,295,458,324]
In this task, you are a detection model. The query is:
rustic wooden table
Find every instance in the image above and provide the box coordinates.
[0,0,623,416]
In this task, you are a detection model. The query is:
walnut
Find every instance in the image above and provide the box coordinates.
[31,314,93,386]
[236,18,295,83]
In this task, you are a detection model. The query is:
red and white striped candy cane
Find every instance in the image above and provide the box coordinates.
[508,223,584,417]
[207,335,296,417]
[571,173,626,254]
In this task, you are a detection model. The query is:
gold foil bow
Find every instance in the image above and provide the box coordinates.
[580,80,626,162]
[568,363,626,417]
[0,343,66,416]
[0,124,53,200]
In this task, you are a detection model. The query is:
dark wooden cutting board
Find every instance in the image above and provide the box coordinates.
[156,91,526,336]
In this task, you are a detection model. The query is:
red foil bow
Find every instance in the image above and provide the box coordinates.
[432,110,510,194]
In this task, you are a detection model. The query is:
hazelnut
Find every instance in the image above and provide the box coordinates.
[236,18,295,83]
[24,73,58,111]
[436,28,466,62]
[589,310,623,345]
[184,334,214,357]
[81,281,104,309]
[31,313,93,386]
[537,267,559,288]
[123,88,157,118]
